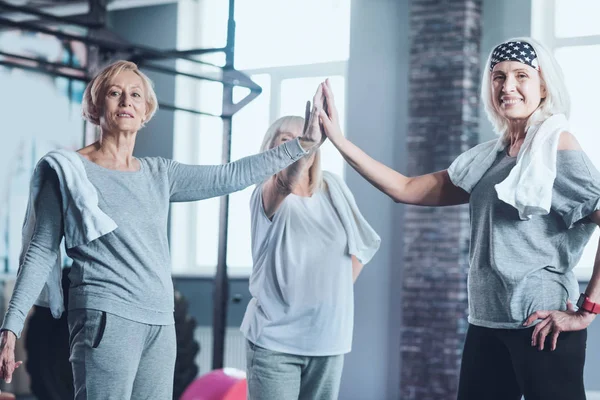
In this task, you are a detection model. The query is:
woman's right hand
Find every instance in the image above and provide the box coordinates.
[299,84,327,151]
[0,330,22,383]
[319,79,345,145]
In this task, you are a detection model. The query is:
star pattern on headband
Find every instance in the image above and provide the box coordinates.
[490,41,539,71]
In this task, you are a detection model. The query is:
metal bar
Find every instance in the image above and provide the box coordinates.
[0,0,100,28]
[64,34,76,105]
[225,89,260,116]
[0,60,85,80]
[225,68,262,92]
[0,55,222,117]
[135,47,226,61]
[0,15,220,68]
[156,103,222,118]
[137,61,261,90]
[88,0,108,27]
[0,57,88,81]
[212,0,236,370]
[0,50,87,75]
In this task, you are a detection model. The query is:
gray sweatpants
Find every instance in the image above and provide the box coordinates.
[246,340,344,400]
[68,309,176,400]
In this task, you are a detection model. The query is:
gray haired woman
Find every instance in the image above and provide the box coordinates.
[242,111,380,400]
[0,60,326,399]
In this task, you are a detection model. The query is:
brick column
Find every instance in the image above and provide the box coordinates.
[400,1,482,399]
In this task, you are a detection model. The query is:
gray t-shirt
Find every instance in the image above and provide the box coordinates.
[1,139,307,337]
[468,149,600,329]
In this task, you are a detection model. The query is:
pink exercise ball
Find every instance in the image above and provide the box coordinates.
[222,380,247,400]
[180,368,247,400]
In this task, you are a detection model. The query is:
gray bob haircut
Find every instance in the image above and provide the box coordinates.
[481,37,570,139]
[82,60,158,126]
[260,116,322,194]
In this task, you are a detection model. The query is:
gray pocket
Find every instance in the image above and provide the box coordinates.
[246,340,257,370]
[90,311,108,349]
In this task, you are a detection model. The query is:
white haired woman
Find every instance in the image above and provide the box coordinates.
[0,60,326,399]
[319,38,599,399]
[241,113,380,400]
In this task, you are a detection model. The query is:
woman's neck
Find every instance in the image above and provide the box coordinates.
[506,119,527,156]
[80,131,139,171]
[291,171,312,197]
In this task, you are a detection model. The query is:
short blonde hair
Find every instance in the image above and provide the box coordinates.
[260,116,322,194]
[82,60,158,126]
[481,37,570,139]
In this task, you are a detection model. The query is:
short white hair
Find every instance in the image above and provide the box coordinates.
[82,60,158,126]
[481,37,570,139]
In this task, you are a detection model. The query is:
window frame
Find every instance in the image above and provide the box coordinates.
[170,1,350,277]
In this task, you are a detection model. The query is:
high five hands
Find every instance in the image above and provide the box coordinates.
[299,78,346,151]
[299,82,328,151]
[318,79,344,145]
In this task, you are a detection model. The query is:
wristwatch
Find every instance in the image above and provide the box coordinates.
[576,293,600,314]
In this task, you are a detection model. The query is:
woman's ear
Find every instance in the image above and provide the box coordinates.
[91,105,101,125]
[144,109,152,123]
[540,81,547,99]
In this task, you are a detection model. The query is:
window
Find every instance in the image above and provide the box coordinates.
[533,0,600,281]
[171,0,351,276]
[0,30,85,276]
[233,0,351,70]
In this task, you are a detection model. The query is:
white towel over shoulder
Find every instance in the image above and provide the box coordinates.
[21,149,117,318]
[448,114,569,220]
[322,171,381,264]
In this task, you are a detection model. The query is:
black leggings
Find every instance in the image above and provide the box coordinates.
[457,324,587,400]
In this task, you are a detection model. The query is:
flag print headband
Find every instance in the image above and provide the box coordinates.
[489,41,539,71]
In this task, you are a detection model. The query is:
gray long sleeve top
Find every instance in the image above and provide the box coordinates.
[1,139,307,337]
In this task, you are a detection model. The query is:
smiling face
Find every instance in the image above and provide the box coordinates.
[491,61,546,122]
[99,70,147,134]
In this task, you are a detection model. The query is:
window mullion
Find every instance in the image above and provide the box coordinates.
[243,61,347,80]
[270,73,282,121]
[553,36,600,49]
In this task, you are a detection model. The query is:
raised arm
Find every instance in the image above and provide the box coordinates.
[0,170,64,382]
[319,80,469,207]
[169,88,326,204]
[168,138,309,202]
[262,89,326,218]
[261,142,313,219]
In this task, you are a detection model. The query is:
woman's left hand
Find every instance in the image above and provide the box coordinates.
[524,300,596,351]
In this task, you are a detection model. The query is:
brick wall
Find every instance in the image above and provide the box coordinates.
[400,1,482,399]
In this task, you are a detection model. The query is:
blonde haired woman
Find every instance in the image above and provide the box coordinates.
[320,38,600,399]
[242,105,380,400]
[0,60,326,399]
